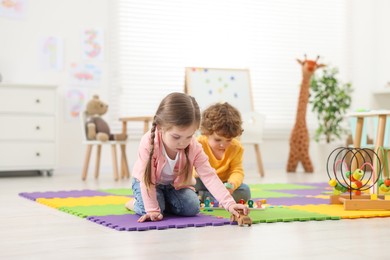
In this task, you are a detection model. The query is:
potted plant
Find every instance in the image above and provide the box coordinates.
[309,66,353,144]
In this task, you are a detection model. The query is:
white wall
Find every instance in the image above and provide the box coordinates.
[1,0,389,176]
[0,0,114,175]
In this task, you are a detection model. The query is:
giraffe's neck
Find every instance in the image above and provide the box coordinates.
[295,74,313,125]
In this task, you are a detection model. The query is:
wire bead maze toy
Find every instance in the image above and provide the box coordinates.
[326,147,390,210]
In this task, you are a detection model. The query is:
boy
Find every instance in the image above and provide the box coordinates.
[194,102,251,203]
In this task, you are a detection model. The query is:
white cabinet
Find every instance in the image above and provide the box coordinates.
[0,84,58,175]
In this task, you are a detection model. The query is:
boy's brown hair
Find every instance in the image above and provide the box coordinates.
[200,102,243,138]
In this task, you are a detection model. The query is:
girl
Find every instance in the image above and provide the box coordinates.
[194,102,251,203]
[126,92,249,222]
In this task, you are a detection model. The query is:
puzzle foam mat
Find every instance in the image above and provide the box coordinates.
[19,182,390,231]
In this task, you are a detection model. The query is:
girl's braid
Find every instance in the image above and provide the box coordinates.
[144,119,157,189]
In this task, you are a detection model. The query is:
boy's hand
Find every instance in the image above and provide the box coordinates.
[224,182,235,195]
[138,212,163,222]
[228,203,249,218]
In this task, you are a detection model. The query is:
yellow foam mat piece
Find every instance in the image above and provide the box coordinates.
[309,195,330,199]
[289,204,390,219]
[36,196,130,209]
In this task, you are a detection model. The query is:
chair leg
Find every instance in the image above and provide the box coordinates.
[120,144,130,179]
[254,144,265,177]
[383,150,390,179]
[82,144,93,180]
[95,145,102,179]
[111,144,119,181]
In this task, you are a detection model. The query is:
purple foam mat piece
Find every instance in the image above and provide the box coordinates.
[276,189,327,196]
[266,196,328,206]
[296,182,330,188]
[87,214,231,231]
[19,190,111,201]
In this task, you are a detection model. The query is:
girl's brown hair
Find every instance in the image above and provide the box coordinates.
[144,92,201,189]
[200,102,243,138]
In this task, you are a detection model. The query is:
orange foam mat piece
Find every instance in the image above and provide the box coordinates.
[36,196,131,209]
[289,204,390,219]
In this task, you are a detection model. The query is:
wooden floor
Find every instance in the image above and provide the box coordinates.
[1,169,389,260]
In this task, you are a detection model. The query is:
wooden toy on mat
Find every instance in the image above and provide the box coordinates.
[230,209,252,226]
[287,55,325,173]
[327,147,390,210]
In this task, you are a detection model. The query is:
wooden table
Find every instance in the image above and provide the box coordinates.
[347,110,390,192]
[118,116,153,178]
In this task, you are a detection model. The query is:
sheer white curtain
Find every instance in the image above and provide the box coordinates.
[108,0,349,137]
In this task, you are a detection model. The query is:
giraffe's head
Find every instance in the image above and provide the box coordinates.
[297,55,326,77]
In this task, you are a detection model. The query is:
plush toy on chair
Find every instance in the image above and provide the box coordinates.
[85,95,127,142]
[82,95,129,181]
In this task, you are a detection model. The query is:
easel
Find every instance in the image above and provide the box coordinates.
[184,67,265,176]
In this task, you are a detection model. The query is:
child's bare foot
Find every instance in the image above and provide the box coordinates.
[125,198,135,211]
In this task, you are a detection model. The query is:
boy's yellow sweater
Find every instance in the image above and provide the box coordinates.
[197,135,245,190]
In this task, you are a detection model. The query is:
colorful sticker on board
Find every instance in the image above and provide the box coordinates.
[185,68,252,113]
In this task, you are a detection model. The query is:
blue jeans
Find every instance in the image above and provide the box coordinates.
[194,177,251,203]
[131,178,200,216]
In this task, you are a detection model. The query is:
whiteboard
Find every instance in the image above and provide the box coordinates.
[184,67,253,113]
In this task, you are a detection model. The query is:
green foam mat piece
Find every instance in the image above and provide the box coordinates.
[249,183,318,190]
[99,188,133,196]
[249,189,297,199]
[200,207,339,223]
[60,204,134,218]
[248,183,318,198]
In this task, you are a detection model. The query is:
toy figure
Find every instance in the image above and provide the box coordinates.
[287,55,325,173]
[230,208,252,226]
[85,95,127,142]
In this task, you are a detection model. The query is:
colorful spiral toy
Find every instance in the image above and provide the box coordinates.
[326,147,385,195]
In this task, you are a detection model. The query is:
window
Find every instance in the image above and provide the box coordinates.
[109,0,348,137]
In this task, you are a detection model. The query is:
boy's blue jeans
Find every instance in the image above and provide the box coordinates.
[131,178,200,216]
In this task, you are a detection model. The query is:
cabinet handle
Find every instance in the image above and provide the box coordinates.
[35,99,40,104]
[36,125,40,130]
[36,152,40,157]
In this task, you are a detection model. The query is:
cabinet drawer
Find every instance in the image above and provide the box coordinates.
[0,142,55,169]
[0,87,56,114]
[0,115,55,140]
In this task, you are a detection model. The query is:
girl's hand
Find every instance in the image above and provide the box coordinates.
[137,212,163,222]
[228,203,249,218]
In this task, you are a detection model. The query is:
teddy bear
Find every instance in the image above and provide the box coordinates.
[85,95,127,142]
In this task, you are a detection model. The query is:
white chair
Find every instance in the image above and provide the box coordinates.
[240,111,265,177]
[80,111,130,181]
[347,111,390,180]
[373,116,390,178]
[349,116,372,148]
[373,116,390,149]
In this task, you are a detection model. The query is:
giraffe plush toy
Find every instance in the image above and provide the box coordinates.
[287,55,325,173]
